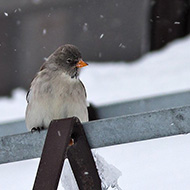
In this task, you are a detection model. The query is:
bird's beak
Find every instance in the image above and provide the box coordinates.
[76,60,88,68]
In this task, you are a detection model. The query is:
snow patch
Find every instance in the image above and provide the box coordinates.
[93,151,122,190]
[61,152,122,190]
[0,88,27,123]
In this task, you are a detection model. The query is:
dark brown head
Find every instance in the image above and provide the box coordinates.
[44,44,88,78]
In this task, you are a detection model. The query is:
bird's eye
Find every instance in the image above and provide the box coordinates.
[66,58,72,64]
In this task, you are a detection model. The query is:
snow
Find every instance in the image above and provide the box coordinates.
[119,43,126,48]
[82,36,190,105]
[82,23,88,32]
[1,35,190,189]
[1,134,190,189]
[97,134,190,190]
[174,22,180,25]
[4,12,8,16]
[92,152,122,190]
[100,34,104,39]
[0,89,27,123]
[61,152,122,190]
[0,158,38,190]
[42,28,47,35]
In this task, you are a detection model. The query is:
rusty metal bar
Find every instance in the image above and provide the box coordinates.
[33,118,74,190]
[33,117,101,190]
[67,119,101,190]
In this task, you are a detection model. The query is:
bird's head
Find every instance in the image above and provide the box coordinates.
[47,44,88,78]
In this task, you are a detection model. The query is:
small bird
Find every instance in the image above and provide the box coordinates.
[25,44,89,131]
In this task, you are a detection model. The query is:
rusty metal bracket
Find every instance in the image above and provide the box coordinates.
[33,117,101,190]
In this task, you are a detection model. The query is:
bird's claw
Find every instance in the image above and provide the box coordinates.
[31,127,44,133]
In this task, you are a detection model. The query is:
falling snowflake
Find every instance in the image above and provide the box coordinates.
[16,20,21,25]
[14,8,21,13]
[98,52,102,58]
[4,12,8,16]
[83,23,88,32]
[32,0,42,4]
[174,21,180,25]
[119,43,126,49]
[100,34,104,39]
[43,29,47,35]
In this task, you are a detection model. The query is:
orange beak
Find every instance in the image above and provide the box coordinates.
[76,60,88,68]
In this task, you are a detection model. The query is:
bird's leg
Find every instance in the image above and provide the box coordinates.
[31,126,44,133]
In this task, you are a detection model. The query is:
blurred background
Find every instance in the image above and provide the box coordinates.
[0,0,190,95]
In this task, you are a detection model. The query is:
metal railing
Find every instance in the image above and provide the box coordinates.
[1,90,190,164]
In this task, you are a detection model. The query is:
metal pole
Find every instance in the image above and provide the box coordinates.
[33,117,101,190]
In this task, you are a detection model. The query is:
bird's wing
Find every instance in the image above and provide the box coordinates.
[79,80,87,97]
[79,80,89,107]
[26,71,40,104]
[26,90,30,103]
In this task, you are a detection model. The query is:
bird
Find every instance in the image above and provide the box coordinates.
[25,44,89,132]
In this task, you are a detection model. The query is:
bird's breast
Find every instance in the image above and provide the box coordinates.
[36,72,87,121]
